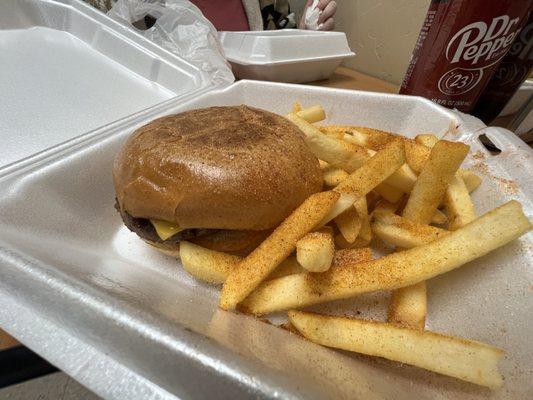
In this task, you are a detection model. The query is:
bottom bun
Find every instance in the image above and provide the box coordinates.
[142,239,181,257]
[143,229,271,257]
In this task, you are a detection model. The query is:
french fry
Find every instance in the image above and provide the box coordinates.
[345,126,402,151]
[335,140,406,195]
[457,169,482,193]
[319,126,345,140]
[318,159,329,169]
[392,140,469,329]
[333,248,374,264]
[296,227,335,272]
[296,105,326,123]
[291,101,302,113]
[415,133,439,148]
[431,209,448,225]
[241,201,531,315]
[334,206,361,243]
[318,126,381,148]
[321,162,401,198]
[386,164,418,193]
[220,190,340,310]
[290,116,415,194]
[403,140,470,224]
[370,199,401,217]
[180,241,240,284]
[365,191,381,213]
[271,257,306,279]
[445,176,477,230]
[180,241,304,284]
[354,197,371,244]
[320,140,406,224]
[371,212,449,248]
[288,311,504,389]
[322,166,350,187]
[286,113,369,173]
[404,140,431,173]
[388,282,427,330]
[405,140,482,194]
[334,233,370,249]
[342,132,366,147]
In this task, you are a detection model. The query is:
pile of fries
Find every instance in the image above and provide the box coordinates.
[178,103,531,390]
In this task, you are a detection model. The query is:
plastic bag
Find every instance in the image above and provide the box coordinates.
[108,0,234,86]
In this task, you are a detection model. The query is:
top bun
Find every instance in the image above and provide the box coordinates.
[113,105,322,230]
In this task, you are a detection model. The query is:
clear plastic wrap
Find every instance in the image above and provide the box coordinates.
[108,0,234,86]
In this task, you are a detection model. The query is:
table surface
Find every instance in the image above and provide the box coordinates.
[0,67,397,351]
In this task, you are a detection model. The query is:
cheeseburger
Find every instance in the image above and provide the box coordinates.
[113,105,322,255]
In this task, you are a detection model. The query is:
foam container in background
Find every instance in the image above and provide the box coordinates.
[219,30,355,83]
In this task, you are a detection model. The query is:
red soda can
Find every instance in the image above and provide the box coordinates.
[400,0,531,113]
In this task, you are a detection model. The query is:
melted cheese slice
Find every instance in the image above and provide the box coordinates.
[150,219,184,240]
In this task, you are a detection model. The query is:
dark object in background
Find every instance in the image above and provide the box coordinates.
[400,0,531,113]
[0,346,58,388]
[472,14,533,124]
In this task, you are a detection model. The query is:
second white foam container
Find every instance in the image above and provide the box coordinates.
[219,30,355,83]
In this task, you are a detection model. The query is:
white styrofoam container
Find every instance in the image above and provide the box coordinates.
[219,30,355,83]
[0,79,531,400]
[0,0,212,172]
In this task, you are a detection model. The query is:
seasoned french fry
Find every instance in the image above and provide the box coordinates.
[319,126,345,140]
[180,241,304,284]
[404,140,431,173]
[288,311,504,389]
[392,140,469,329]
[371,212,449,248]
[387,164,418,193]
[415,133,439,148]
[366,191,381,212]
[354,197,371,244]
[296,105,326,123]
[405,140,482,194]
[292,101,302,113]
[374,182,404,203]
[322,166,350,187]
[296,227,335,272]
[321,162,403,199]
[431,209,448,225]
[220,190,340,310]
[342,132,367,147]
[334,206,361,243]
[291,116,415,195]
[445,176,477,230]
[457,169,482,193]
[320,140,406,224]
[335,140,406,195]
[389,282,427,330]
[181,241,240,284]
[286,113,369,172]
[334,233,371,249]
[241,201,531,315]
[345,126,401,151]
[370,199,401,217]
[271,257,306,279]
[333,248,374,264]
[403,140,470,224]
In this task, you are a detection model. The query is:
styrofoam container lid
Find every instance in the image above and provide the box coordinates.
[219,30,355,65]
[0,0,210,172]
